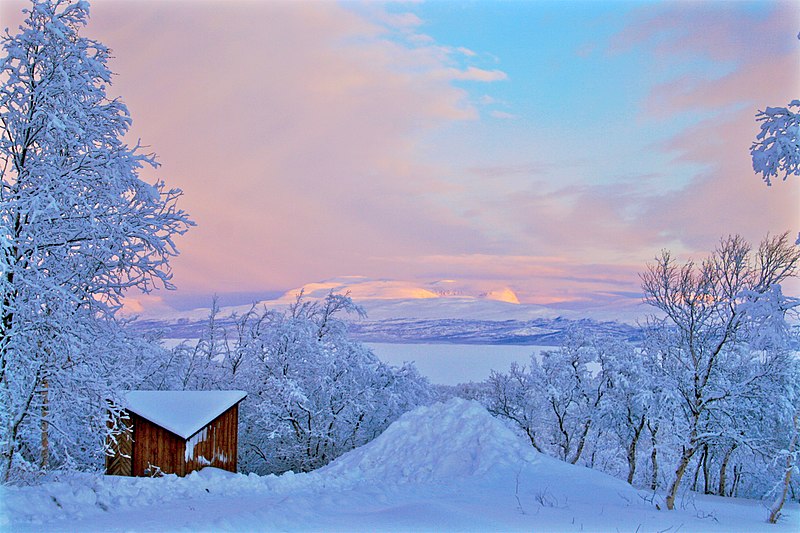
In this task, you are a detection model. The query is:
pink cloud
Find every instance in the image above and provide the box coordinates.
[643,111,800,253]
[0,0,510,297]
[2,1,795,314]
[3,1,508,295]
[444,66,508,82]
[611,2,799,63]
[607,1,800,257]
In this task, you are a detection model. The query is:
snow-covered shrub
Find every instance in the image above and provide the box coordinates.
[233,292,433,474]
[150,292,433,475]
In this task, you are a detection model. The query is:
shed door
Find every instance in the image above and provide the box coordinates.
[106,416,133,476]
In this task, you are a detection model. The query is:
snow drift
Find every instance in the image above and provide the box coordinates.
[320,398,537,484]
[2,399,798,532]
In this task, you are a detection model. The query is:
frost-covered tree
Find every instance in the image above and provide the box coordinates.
[486,330,621,467]
[739,285,800,522]
[152,292,433,475]
[640,233,800,510]
[486,362,547,454]
[0,0,191,481]
[173,296,233,391]
[749,33,799,244]
[751,100,800,185]
[599,339,658,486]
[537,332,612,465]
[235,292,432,474]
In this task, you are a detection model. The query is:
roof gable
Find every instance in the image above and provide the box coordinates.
[122,390,247,440]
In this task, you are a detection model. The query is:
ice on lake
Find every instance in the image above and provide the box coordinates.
[366,343,551,385]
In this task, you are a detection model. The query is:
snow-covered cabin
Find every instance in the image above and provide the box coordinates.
[106,390,247,477]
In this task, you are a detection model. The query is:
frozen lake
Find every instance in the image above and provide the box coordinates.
[162,339,553,386]
[366,343,553,385]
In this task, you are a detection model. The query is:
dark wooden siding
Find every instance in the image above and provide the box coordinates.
[184,404,239,474]
[107,403,242,477]
[131,412,185,476]
[106,415,133,476]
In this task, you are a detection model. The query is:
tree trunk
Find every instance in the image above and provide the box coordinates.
[718,443,736,497]
[1,365,41,482]
[525,427,544,454]
[769,411,799,524]
[570,420,591,465]
[666,445,697,510]
[41,376,49,469]
[626,416,646,485]
[649,421,659,491]
[702,444,711,494]
[691,449,702,492]
[731,464,742,497]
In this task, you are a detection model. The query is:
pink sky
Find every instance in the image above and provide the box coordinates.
[2,0,798,312]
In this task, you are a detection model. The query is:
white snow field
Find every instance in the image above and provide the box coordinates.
[2,399,797,532]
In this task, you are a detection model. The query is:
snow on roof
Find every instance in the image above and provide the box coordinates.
[122,390,247,440]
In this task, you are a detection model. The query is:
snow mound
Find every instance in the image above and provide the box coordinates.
[319,398,537,485]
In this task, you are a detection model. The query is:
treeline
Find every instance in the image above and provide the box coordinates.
[5,233,798,526]
[4,292,433,482]
[131,292,434,475]
[448,233,800,521]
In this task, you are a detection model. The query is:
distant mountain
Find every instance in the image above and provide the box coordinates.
[275,276,527,305]
[130,277,645,345]
[131,311,641,346]
[346,316,642,345]
[127,275,650,345]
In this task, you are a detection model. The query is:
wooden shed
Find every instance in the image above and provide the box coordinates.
[106,390,247,477]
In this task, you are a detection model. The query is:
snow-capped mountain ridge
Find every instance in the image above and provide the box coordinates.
[278,276,524,305]
[129,276,647,344]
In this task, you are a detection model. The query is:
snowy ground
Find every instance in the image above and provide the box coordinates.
[2,399,797,532]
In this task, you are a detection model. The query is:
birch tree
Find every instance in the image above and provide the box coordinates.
[213,292,434,475]
[0,0,191,481]
[640,233,800,510]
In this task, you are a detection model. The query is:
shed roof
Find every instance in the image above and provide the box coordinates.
[122,390,247,440]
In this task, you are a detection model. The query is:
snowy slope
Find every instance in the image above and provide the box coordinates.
[318,399,537,485]
[2,399,797,532]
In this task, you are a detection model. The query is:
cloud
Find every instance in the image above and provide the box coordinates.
[3,0,796,315]
[489,110,516,119]
[604,1,800,256]
[9,0,504,295]
[610,2,798,63]
[445,66,508,82]
[467,162,549,179]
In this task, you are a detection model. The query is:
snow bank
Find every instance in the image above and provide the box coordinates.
[319,398,538,485]
[3,399,798,532]
[0,467,312,529]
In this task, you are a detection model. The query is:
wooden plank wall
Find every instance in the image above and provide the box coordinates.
[110,403,241,477]
[184,405,239,474]
[131,413,185,476]
[106,414,133,476]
